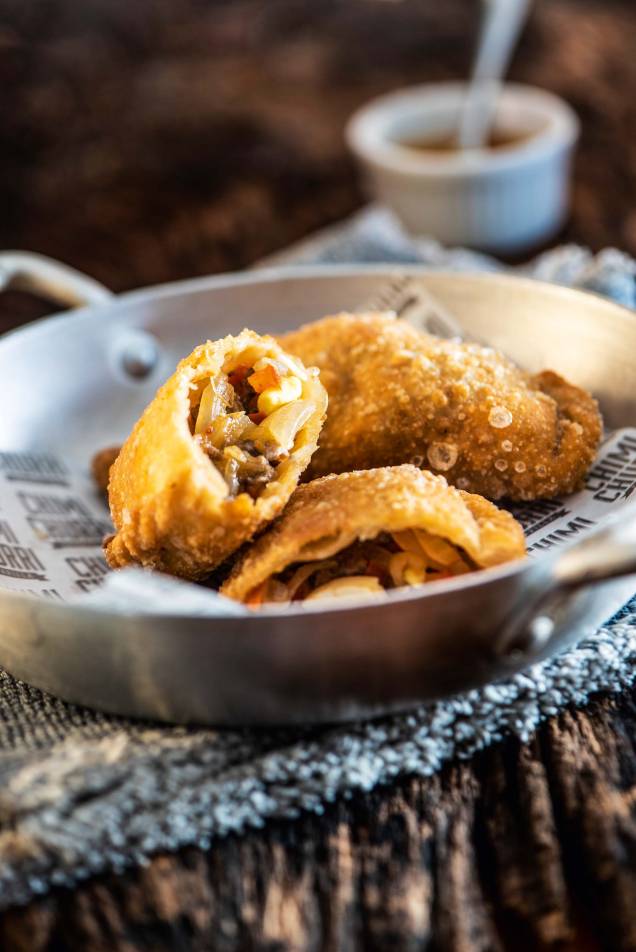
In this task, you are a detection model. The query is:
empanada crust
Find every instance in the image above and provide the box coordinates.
[281,312,602,500]
[105,330,327,579]
[221,465,526,602]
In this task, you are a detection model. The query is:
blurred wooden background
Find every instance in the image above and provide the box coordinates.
[1,0,635,306]
[1,4,636,948]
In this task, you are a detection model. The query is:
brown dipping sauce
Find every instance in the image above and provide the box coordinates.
[398,127,534,154]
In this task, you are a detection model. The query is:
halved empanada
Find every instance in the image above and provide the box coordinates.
[221,465,526,605]
[105,329,328,579]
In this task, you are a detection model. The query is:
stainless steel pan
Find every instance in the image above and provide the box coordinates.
[0,252,635,725]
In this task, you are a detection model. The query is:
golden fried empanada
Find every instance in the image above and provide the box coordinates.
[281,312,602,500]
[221,465,526,605]
[91,445,120,496]
[105,330,328,578]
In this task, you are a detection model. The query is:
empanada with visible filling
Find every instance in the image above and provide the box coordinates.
[280,312,602,500]
[221,465,526,606]
[105,330,328,579]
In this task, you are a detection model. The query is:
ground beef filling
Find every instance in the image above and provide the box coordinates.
[248,531,478,605]
[190,360,307,499]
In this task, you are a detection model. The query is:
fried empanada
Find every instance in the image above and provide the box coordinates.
[281,312,602,500]
[221,465,526,605]
[105,330,328,579]
[91,445,120,496]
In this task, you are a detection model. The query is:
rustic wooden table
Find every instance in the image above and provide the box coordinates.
[1,1,635,949]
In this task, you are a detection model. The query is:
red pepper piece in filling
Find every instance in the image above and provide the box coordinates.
[248,364,281,394]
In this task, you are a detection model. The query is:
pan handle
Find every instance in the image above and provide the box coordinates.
[0,251,113,309]
[497,507,636,658]
[551,510,636,590]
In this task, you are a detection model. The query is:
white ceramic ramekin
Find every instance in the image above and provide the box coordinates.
[346,82,580,253]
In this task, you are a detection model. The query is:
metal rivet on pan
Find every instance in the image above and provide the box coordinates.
[499,614,555,660]
[526,614,555,649]
[116,330,159,380]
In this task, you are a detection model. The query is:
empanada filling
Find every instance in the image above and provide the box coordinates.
[246,529,477,605]
[190,352,314,498]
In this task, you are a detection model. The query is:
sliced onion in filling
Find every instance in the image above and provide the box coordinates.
[304,576,385,602]
[250,400,314,455]
[190,356,311,499]
[248,530,477,606]
[414,531,458,566]
[194,380,224,435]
[389,551,428,587]
[203,412,255,451]
[285,559,337,600]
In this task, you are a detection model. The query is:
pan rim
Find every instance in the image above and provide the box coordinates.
[0,263,625,623]
[2,264,635,350]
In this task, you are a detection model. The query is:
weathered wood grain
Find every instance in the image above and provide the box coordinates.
[1,1,635,948]
[1,694,635,951]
